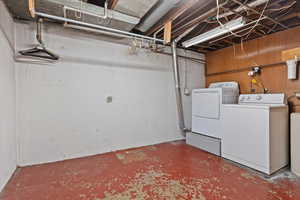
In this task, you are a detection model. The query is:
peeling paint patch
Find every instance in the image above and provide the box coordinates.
[2,142,300,200]
[102,169,207,200]
[221,163,236,173]
[241,172,255,180]
[116,149,152,164]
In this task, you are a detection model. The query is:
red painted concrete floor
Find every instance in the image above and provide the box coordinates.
[1,141,300,200]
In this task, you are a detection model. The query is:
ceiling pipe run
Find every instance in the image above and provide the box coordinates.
[34,11,164,43]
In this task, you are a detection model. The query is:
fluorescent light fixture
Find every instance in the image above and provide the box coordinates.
[182,17,246,48]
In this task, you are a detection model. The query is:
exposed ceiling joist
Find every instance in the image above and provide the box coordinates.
[28,0,35,17]
[170,2,223,39]
[276,12,300,22]
[164,21,172,44]
[172,0,299,52]
[4,0,300,53]
[108,0,118,9]
[230,0,289,29]
[145,0,199,36]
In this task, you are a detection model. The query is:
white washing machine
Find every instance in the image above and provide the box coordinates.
[187,82,239,156]
[222,94,289,175]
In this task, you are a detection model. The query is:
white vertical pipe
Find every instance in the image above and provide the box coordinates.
[171,41,189,132]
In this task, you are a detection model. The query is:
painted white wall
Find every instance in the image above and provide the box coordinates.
[15,22,205,166]
[0,1,17,191]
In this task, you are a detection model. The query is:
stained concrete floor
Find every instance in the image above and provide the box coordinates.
[1,141,300,200]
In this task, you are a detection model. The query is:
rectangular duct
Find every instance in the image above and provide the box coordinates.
[114,0,159,18]
[3,0,142,31]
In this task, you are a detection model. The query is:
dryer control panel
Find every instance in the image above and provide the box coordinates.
[239,94,286,104]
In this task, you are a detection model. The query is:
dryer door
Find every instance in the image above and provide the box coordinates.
[192,90,220,119]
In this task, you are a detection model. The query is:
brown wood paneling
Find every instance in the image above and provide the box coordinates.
[206,26,300,112]
[256,31,285,66]
[206,46,237,74]
[282,47,300,61]
[235,39,259,69]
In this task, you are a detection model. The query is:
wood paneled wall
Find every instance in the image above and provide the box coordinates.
[206,26,300,112]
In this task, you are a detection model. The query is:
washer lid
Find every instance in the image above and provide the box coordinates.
[209,82,239,90]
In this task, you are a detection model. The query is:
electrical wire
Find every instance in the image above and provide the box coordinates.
[237,0,250,15]
[266,1,296,33]
[216,0,270,68]
[240,38,259,67]
[244,0,269,39]
[214,0,293,94]
[216,0,270,38]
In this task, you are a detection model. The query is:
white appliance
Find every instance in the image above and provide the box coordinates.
[187,82,239,156]
[291,113,300,177]
[222,94,289,175]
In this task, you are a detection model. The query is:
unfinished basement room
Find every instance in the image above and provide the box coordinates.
[1,0,300,199]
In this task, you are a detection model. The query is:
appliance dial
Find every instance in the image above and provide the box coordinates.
[256,96,262,100]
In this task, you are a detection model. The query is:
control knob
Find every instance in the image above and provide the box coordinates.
[256,96,262,100]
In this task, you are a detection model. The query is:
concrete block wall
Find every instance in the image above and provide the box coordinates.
[15,22,205,166]
[0,0,206,190]
[0,0,17,191]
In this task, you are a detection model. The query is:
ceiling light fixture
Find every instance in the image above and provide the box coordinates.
[182,17,246,48]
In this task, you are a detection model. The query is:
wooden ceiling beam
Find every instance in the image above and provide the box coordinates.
[108,0,118,9]
[262,12,300,31]
[169,5,222,39]
[276,12,300,22]
[164,21,172,44]
[197,48,209,53]
[28,0,35,17]
[223,39,235,45]
[145,0,199,36]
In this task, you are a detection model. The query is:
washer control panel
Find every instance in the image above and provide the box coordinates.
[239,94,286,104]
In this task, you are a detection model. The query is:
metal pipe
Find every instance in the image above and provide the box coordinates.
[34,12,164,43]
[206,60,286,76]
[65,23,134,40]
[153,26,164,40]
[160,51,205,64]
[103,0,108,19]
[36,18,44,46]
[153,26,165,48]
[171,41,189,132]
[64,24,207,64]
